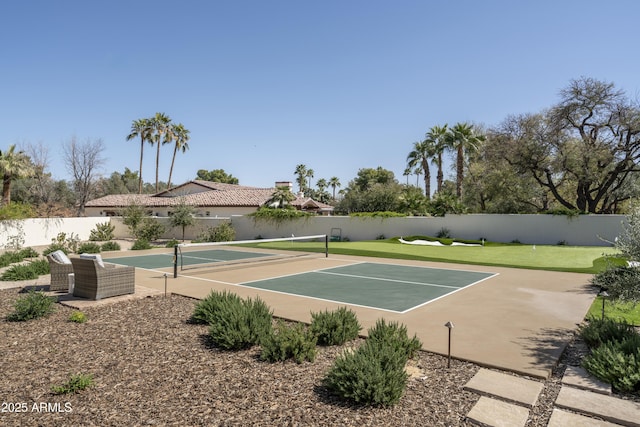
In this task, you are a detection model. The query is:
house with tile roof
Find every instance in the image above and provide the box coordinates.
[84,180,334,217]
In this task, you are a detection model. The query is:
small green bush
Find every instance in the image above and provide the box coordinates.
[77,242,101,254]
[42,244,68,257]
[131,239,152,250]
[310,307,361,346]
[6,290,56,321]
[196,222,236,242]
[68,311,88,323]
[100,241,121,252]
[19,247,39,258]
[323,340,409,406]
[0,251,25,267]
[207,293,273,350]
[165,239,180,248]
[579,317,637,349]
[591,266,640,302]
[191,290,241,325]
[51,373,94,395]
[42,232,79,256]
[582,338,640,393]
[135,218,165,242]
[260,320,317,363]
[2,259,49,280]
[89,222,115,241]
[367,319,422,359]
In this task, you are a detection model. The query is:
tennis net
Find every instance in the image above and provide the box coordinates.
[173,234,328,277]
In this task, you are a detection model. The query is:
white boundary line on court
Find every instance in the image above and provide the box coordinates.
[314,270,460,289]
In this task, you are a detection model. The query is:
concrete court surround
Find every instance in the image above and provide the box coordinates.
[107,250,596,379]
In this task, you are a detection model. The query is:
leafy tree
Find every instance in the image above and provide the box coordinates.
[498,78,640,213]
[427,189,467,217]
[97,168,140,196]
[446,122,486,197]
[169,198,196,241]
[398,186,428,215]
[0,144,34,206]
[126,117,153,194]
[336,168,402,213]
[614,202,640,262]
[167,123,190,188]
[195,169,239,184]
[62,137,105,216]
[121,203,147,237]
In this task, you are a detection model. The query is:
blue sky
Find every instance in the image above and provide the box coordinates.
[2,1,639,193]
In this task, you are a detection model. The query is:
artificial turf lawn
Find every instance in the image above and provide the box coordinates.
[256,238,619,274]
[586,297,640,325]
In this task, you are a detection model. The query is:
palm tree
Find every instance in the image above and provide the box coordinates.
[294,164,307,193]
[447,122,486,197]
[150,112,172,192]
[329,176,341,200]
[403,167,411,186]
[266,185,296,208]
[0,144,33,206]
[306,168,314,190]
[166,123,190,189]
[406,139,435,198]
[126,118,153,194]
[425,124,449,194]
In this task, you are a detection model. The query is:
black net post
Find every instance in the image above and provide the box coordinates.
[173,244,178,278]
[325,234,328,258]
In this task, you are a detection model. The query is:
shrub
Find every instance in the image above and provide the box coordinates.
[165,239,180,248]
[42,232,79,256]
[19,247,39,258]
[436,227,451,239]
[196,222,235,242]
[579,317,637,349]
[100,241,121,252]
[591,266,640,303]
[6,290,56,321]
[367,318,422,359]
[89,222,115,241]
[260,320,317,363]
[582,337,640,393]
[0,259,49,281]
[310,307,361,346]
[51,373,94,395]
[68,311,88,323]
[135,218,165,242]
[323,339,409,406]
[77,242,101,254]
[207,293,273,350]
[0,251,25,268]
[191,290,241,325]
[131,239,152,250]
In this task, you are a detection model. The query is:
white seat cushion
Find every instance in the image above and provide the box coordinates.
[80,253,105,268]
[50,249,72,264]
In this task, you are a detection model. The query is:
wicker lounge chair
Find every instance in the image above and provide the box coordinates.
[46,252,74,292]
[70,257,135,300]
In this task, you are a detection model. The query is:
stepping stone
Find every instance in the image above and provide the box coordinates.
[556,386,640,427]
[464,369,544,408]
[466,396,529,427]
[548,409,621,427]
[562,366,611,395]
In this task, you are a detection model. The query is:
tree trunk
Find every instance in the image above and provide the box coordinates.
[456,145,464,197]
[2,174,11,205]
[167,145,178,189]
[138,138,144,194]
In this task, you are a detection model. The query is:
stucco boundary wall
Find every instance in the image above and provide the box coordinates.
[1,214,625,249]
[106,214,623,247]
[0,217,107,248]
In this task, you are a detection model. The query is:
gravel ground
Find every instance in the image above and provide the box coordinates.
[0,286,634,426]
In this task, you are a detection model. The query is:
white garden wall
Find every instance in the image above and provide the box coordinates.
[1,214,625,249]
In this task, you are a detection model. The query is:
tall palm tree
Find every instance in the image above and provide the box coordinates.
[150,112,172,192]
[329,176,341,200]
[0,144,33,206]
[403,167,411,186]
[126,118,153,194]
[266,185,296,208]
[406,139,435,198]
[447,122,486,197]
[294,164,307,193]
[425,124,449,194]
[306,168,314,190]
[166,123,190,189]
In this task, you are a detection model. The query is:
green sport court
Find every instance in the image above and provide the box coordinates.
[105,249,496,313]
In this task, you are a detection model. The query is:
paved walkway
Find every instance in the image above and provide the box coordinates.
[464,367,640,426]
